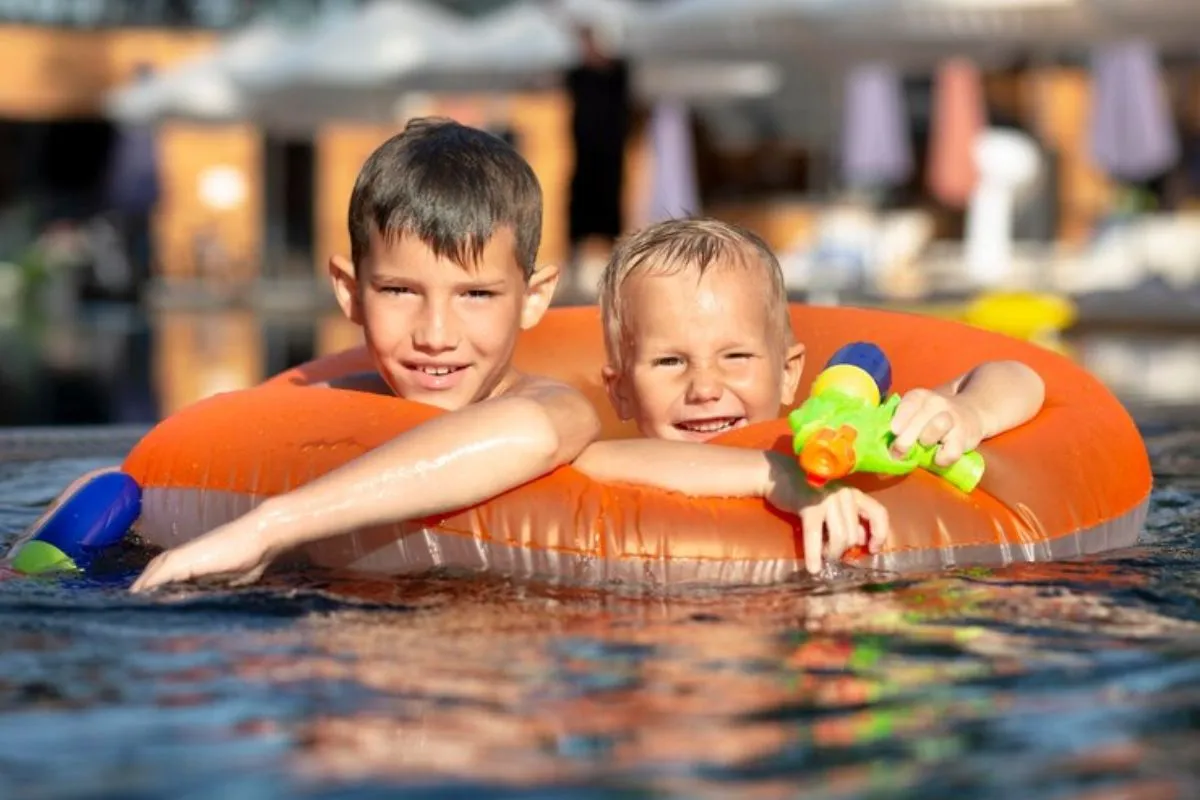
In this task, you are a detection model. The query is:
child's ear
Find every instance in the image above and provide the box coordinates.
[780,342,806,406]
[520,263,560,330]
[601,364,634,421]
[328,255,362,326]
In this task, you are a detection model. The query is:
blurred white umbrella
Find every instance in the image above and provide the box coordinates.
[105,19,292,124]
[633,0,1097,64]
[245,0,644,118]
[238,0,464,126]
[106,64,246,123]
[434,0,644,87]
[642,0,848,27]
[547,0,643,50]
[629,0,856,57]
[242,0,463,90]
[406,1,574,93]
[447,2,575,75]
[414,0,640,92]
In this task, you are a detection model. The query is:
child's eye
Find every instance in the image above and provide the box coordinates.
[726,352,755,360]
[378,285,414,295]
[464,289,497,299]
[651,356,683,368]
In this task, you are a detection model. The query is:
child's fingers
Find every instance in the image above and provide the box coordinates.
[824,492,856,562]
[918,411,955,447]
[861,496,891,553]
[889,390,927,436]
[130,556,162,593]
[843,491,867,548]
[934,428,967,466]
[892,406,944,456]
[851,518,867,549]
[801,506,825,575]
[131,553,185,593]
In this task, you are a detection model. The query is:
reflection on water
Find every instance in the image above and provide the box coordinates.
[0,306,365,425]
[266,562,1200,797]
[0,307,157,426]
[0,478,1197,798]
[0,305,1197,427]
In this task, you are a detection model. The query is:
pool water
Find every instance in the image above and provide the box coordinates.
[0,315,1197,799]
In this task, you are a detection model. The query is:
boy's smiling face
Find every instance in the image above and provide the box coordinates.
[604,262,804,441]
[330,226,557,410]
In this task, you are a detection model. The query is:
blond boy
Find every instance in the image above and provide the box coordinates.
[573,218,1046,573]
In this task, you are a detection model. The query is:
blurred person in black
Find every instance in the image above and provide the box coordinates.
[564,22,631,295]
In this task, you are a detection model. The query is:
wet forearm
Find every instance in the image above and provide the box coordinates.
[249,396,574,554]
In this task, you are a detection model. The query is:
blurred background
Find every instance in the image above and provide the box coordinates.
[0,0,1198,426]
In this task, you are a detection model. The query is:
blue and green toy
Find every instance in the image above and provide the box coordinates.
[8,471,141,575]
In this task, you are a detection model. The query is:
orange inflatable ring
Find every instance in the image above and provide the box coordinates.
[122,305,1150,584]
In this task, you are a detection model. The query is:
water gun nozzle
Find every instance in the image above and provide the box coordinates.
[799,426,858,488]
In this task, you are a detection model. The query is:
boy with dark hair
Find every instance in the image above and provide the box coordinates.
[131,118,601,591]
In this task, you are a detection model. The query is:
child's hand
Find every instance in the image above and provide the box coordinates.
[130,521,278,593]
[763,464,889,575]
[799,487,890,575]
[890,388,985,467]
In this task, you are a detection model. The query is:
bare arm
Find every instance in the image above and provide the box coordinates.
[935,360,1046,439]
[574,440,801,500]
[244,381,599,555]
[574,439,891,574]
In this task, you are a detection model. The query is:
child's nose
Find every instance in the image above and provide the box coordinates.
[412,306,457,352]
[685,368,723,403]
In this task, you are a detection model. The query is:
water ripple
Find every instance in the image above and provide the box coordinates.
[0,416,1194,799]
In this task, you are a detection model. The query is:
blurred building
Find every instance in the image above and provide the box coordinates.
[0,2,367,295]
[0,0,660,296]
[8,0,1200,302]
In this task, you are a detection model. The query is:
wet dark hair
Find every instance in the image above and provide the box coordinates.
[348,117,542,278]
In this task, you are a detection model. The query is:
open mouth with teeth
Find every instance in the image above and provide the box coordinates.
[407,363,467,376]
[402,362,471,391]
[673,416,747,438]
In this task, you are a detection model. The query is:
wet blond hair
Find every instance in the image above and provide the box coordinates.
[599,217,793,370]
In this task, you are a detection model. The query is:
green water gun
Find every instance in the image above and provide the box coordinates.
[787,342,985,493]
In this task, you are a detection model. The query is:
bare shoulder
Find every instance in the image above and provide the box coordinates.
[505,373,601,446]
[508,373,591,407]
